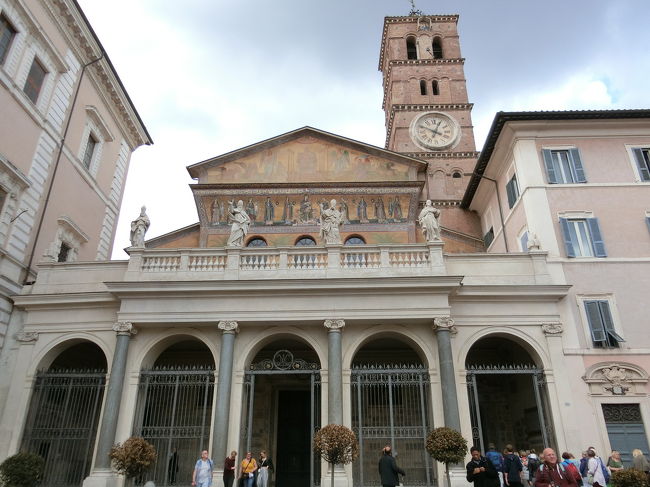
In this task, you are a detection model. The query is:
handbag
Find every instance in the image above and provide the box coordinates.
[587,473,594,485]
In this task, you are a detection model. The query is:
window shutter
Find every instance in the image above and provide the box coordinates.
[633,148,650,181]
[599,301,624,343]
[559,218,576,257]
[585,300,606,344]
[569,148,587,183]
[506,179,516,208]
[646,216,650,234]
[542,149,558,184]
[587,218,607,257]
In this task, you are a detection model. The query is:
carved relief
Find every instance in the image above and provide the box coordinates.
[15,331,39,343]
[583,362,648,396]
[541,323,563,335]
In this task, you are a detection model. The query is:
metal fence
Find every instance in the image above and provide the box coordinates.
[351,365,434,487]
[21,369,106,487]
[132,367,215,486]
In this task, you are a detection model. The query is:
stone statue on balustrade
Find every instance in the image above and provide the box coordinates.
[319,199,343,244]
[227,200,251,247]
[417,200,441,242]
[130,206,150,248]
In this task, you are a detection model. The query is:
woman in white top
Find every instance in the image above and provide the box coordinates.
[587,449,606,487]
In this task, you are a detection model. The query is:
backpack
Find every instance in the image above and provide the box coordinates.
[505,454,522,478]
[528,456,539,473]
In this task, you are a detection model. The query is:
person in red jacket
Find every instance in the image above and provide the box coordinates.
[534,448,578,487]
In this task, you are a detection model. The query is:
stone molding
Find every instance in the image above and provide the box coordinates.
[541,322,563,335]
[112,321,137,336]
[324,319,345,330]
[433,316,457,334]
[15,331,39,343]
[218,320,239,333]
[583,361,649,396]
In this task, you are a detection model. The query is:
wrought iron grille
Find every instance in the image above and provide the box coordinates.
[133,367,215,486]
[21,369,106,487]
[602,403,642,423]
[351,365,434,487]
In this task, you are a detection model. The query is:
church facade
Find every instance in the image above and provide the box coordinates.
[1,11,649,487]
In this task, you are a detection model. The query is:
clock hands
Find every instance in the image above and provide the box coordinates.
[418,124,442,136]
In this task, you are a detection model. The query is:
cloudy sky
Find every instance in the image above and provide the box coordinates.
[75,0,650,259]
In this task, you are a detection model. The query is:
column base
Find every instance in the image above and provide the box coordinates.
[82,469,123,487]
[321,464,349,487]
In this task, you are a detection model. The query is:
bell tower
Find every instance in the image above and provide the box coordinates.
[379,14,479,201]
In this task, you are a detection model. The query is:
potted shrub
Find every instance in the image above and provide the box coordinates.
[313,424,359,487]
[0,452,44,487]
[109,437,157,485]
[425,427,467,487]
[611,469,649,487]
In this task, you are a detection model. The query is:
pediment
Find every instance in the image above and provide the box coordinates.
[187,127,426,184]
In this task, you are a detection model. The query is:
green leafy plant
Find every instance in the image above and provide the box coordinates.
[109,437,157,480]
[313,424,359,487]
[0,452,45,487]
[611,469,649,487]
[425,427,467,487]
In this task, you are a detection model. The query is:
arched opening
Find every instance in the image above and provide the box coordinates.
[242,337,321,487]
[431,37,443,59]
[406,36,417,60]
[295,236,316,246]
[465,336,554,454]
[350,336,434,487]
[452,171,462,179]
[344,235,365,245]
[21,341,108,487]
[419,79,427,95]
[431,79,440,95]
[246,237,268,247]
[133,339,216,486]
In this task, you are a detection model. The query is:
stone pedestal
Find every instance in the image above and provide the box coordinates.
[447,466,469,487]
[321,464,349,487]
[82,469,123,487]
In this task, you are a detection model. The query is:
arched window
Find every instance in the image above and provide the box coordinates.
[345,236,366,245]
[431,37,443,59]
[452,171,462,179]
[406,36,417,60]
[419,80,427,96]
[246,237,267,247]
[295,236,316,246]
[431,80,439,95]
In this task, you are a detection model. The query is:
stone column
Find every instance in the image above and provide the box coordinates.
[324,319,345,424]
[94,322,137,469]
[433,317,461,431]
[212,320,239,463]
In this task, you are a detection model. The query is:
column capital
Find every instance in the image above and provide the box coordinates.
[433,316,457,334]
[218,320,239,333]
[542,322,563,335]
[324,319,345,330]
[15,331,39,343]
[112,321,137,336]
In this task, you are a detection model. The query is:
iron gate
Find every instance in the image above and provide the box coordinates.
[21,369,106,487]
[241,350,321,487]
[133,367,215,486]
[351,365,433,487]
[466,365,555,452]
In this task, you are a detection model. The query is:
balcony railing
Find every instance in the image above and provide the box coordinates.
[125,244,446,281]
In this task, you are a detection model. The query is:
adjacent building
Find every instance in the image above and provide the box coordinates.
[0,8,648,487]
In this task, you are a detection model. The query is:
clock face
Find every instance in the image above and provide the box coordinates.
[409,112,460,150]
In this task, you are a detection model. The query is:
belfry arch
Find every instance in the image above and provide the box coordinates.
[132,339,216,486]
[241,336,321,487]
[350,335,434,487]
[21,341,108,487]
[465,335,555,454]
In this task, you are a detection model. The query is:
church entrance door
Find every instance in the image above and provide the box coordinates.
[241,348,321,487]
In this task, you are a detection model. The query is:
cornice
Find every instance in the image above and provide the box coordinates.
[12,292,118,308]
[454,284,572,301]
[47,0,152,148]
[401,151,480,159]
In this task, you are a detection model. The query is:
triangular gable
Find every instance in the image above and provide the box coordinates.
[187,127,426,184]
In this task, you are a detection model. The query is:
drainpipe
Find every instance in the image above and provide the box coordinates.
[472,172,509,252]
[22,52,104,284]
